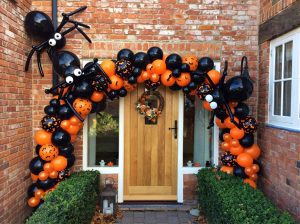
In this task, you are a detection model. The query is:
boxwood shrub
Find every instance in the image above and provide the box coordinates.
[197,168,296,224]
[27,170,100,224]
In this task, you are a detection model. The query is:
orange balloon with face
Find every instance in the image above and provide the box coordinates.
[109,75,124,90]
[176,72,191,87]
[73,98,93,117]
[161,70,175,86]
[183,55,198,71]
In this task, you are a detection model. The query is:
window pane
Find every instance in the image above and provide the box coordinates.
[88,99,119,166]
[274,82,282,115]
[283,80,291,116]
[275,45,282,80]
[284,41,293,78]
[183,95,212,167]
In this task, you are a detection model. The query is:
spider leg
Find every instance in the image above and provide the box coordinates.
[95,62,112,84]
[75,26,92,43]
[36,49,45,77]
[24,41,48,72]
[223,100,242,129]
[64,6,87,17]
[69,19,90,28]
[45,80,67,94]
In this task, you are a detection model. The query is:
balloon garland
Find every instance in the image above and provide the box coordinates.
[25,6,260,209]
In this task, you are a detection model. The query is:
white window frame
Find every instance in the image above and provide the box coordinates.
[269,28,300,131]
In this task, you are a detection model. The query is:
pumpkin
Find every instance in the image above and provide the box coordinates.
[39,144,59,161]
[161,70,175,86]
[108,75,124,90]
[73,98,92,116]
[176,72,191,87]
[183,55,198,71]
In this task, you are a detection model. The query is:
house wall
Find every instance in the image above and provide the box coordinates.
[258,0,300,221]
[0,0,33,223]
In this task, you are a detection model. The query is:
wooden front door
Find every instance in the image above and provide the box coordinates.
[124,86,178,201]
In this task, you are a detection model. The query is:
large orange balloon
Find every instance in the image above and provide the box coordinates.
[109,75,124,90]
[38,171,49,181]
[43,163,53,173]
[176,72,191,87]
[215,118,227,129]
[90,91,104,102]
[244,144,261,159]
[224,117,239,129]
[100,60,116,77]
[161,70,175,86]
[51,155,68,171]
[34,130,52,145]
[230,127,245,140]
[34,189,45,199]
[73,98,92,116]
[67,125,80,135]
[39,144,59,161]
[220,166,233,174]
[206,70,222,85]
[183,55,198,71]
[243,178,257,189]
[60,120,70,130]
[28,197,40,207]
[152,59,167,74]
[230,145,244,156]
[237,153,253,168]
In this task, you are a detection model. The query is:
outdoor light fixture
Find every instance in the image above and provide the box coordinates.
[99,177,117,216]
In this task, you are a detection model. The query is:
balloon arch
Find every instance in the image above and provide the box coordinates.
[25,7,260,208]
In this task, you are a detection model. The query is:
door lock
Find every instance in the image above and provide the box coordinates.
[169,120,177,139]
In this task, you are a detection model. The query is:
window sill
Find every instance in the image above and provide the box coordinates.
[265,123,300,133]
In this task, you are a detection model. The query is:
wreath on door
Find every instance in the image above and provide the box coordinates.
[136,90,164,123]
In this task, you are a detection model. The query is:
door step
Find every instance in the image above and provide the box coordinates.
[118,203,197,211]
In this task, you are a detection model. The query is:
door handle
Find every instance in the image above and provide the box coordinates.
[169,120,177,139]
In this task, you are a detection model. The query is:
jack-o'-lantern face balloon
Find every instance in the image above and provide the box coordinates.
[39,144,59,161]
[176,72,191,87]
[108,75,124,90]
[183,55,198,71]
[73,98,92,116]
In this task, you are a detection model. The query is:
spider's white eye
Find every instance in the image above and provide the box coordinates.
[54,33,62,40]
[48,38,56,46]
[210,101,218,110]
[74,68,82,77]
[205,94,213,103]
[65,76,74,84]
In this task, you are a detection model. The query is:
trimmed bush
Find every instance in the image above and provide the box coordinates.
[197,168,296,224]
[27,170,100,224]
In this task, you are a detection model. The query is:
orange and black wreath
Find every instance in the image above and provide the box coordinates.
[25,6,260,209]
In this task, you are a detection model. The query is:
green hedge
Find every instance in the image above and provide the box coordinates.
[197,168,296,224]
[27,170,100,224]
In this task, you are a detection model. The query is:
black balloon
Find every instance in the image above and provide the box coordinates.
[182,87,190,94]
[35,144,41,155]
[197,83,212,99]
[128,75,137,84]
[57,169,71,181]
[51,129,71,147]
[132,67,142,77]
[66,154,76,168]
[29,157,45,175]
[221,152,237,167]
[181,63,190,72]
[187,81,197,90]
[59,143,74,157]
[215,108,228,121]
[117,48,134,62]
[74,80,93,98]
[107,90,119,100]
[115,59,134,79]
[239,133,254,148]
[169,83,182,91]
[27,183,39,197]
[57,105,73,120]
[147,47,163,62]
[118,87,128,97]
[52,51,80,75]
[24,11,54,41]
[166,54,182,70]
[133,52,150,70]
[241,116,258,134]
[44,105,57,116]
[224,76,253,102]
[198,57,214,72]
[172,68,181,78]
[37,178,56,190]
[191,70,205,84]
[234,102,249,119]
[41,115,61,132]
[49,99,60,109]
[144,80,161,91]
[219,128,230,141]
[233,165,247,179]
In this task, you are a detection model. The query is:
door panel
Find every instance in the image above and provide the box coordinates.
[124,86,178,200]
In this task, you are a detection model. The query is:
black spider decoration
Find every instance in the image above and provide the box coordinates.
[24,6,92,77]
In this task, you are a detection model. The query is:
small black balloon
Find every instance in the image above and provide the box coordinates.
[197,83,212,99]
[224,76,253,102]
[241,116,258,134]
[187,81,197,90]
[52,51,80,75]
[211,89,223,104]
[66,154,76,168]
[29,157,45,175]
[147,47,163,62]
[182,87,190,94]
[166,54,182,70]
[74,80,93,98]
[198,57,214,72]
[234,102,249,119]
[132,67,142,77]
[44,105,57,116]
[215,108,228,121]
[169,83,182,91]
[35,144,41,155]
[191,70,205,84]
[117,48,134,62]
[128,75,137,84]
[221,152,237,167]
[49,99,60,109]
[51,129,71,147]
[181,63,190,72]
[108,90,119,100]
[133,52,150,70]
[59,143,74,157]
[219,128,230,141]
[118,88,128,97]
[57,169,71,181]
[233,165,247,179]
[57,105,73,120]
[239,133,254,148]
[27,183,39,197]
[37,178,56,190]
[172,68,181,78]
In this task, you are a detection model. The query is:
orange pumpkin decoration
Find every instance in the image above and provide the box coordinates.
[161,70,175,86]
[150,73,160,83]
[237,153,253,168]
[215,118,227,129]
[73,98,92,116]
[39,144,59,161]
[38,171,49,181]
[28,197,40,207]
[221,142,230,151]
[34,130,52,145]
[51,155,68,171]
[123,81,136,92]
[183,55,198,71]
[100,60,116,77]
[230,145,244,156]
[243,178,257,189]
[146,63,154,74]
[90,91,104,102]
[252,164,260,173]
[205,70,222,85]
[224,117,239,129]
[223,133,232,142]
[230,127,245,140]
[109,75,124,90]
[34,189,45,199]
[220,166,233,174]
[152,59,167,74]
[244,144,261,159]
[43,163,54,173]
[176,72,191,87]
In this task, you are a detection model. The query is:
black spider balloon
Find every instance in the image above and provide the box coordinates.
[24,6,92,77]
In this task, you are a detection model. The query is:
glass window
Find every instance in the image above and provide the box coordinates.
[183,95,213,167]
[87,99,119,167]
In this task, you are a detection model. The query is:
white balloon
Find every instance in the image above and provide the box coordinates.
[205,94,213,102]
[210,101,218,110]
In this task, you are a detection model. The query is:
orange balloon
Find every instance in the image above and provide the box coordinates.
[73,98,92,116]
[60,120,71,130]
[230,127,245,140]
[249,173,258,181]
[39,144,59,161]
[51,155,68,171]
[243,178,257,189]
[244,144,261,160]
[38,171,49,181]
[67,125,80,135]
[244,166,254,176]
[223,133,232,143]
[252,164,260,173]
[221,142,230,151]
[205,70,222,85]
[215,118,227,129]
[230,139,240,147]
[123,81,136,92]
[137,75,144,83]
[71,134,77,143]
[183,55,198,71]
[152,59,167,74]
[43,163,53,173]
[237,153,253,168]
[34,189,45,199]
[49,170,58,179]
[90,91,104,102]
[150,73,160,83]
[70,116,81,125]
[34,130,52,145]
[224,117,239,129]
[203,101,212,111]
[109,75,124,90]
[146,63,154,74]
[100,60,116,77]
[31,173,38,181]
[220,166,233,174]
[176,72,191,87]
[141,70,150,81]
[230,145,244,156]
[161,70,175,86]
[28,197,40,207]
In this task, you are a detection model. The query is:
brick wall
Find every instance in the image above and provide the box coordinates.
[0,0,33,223]
[258,1,300,221]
